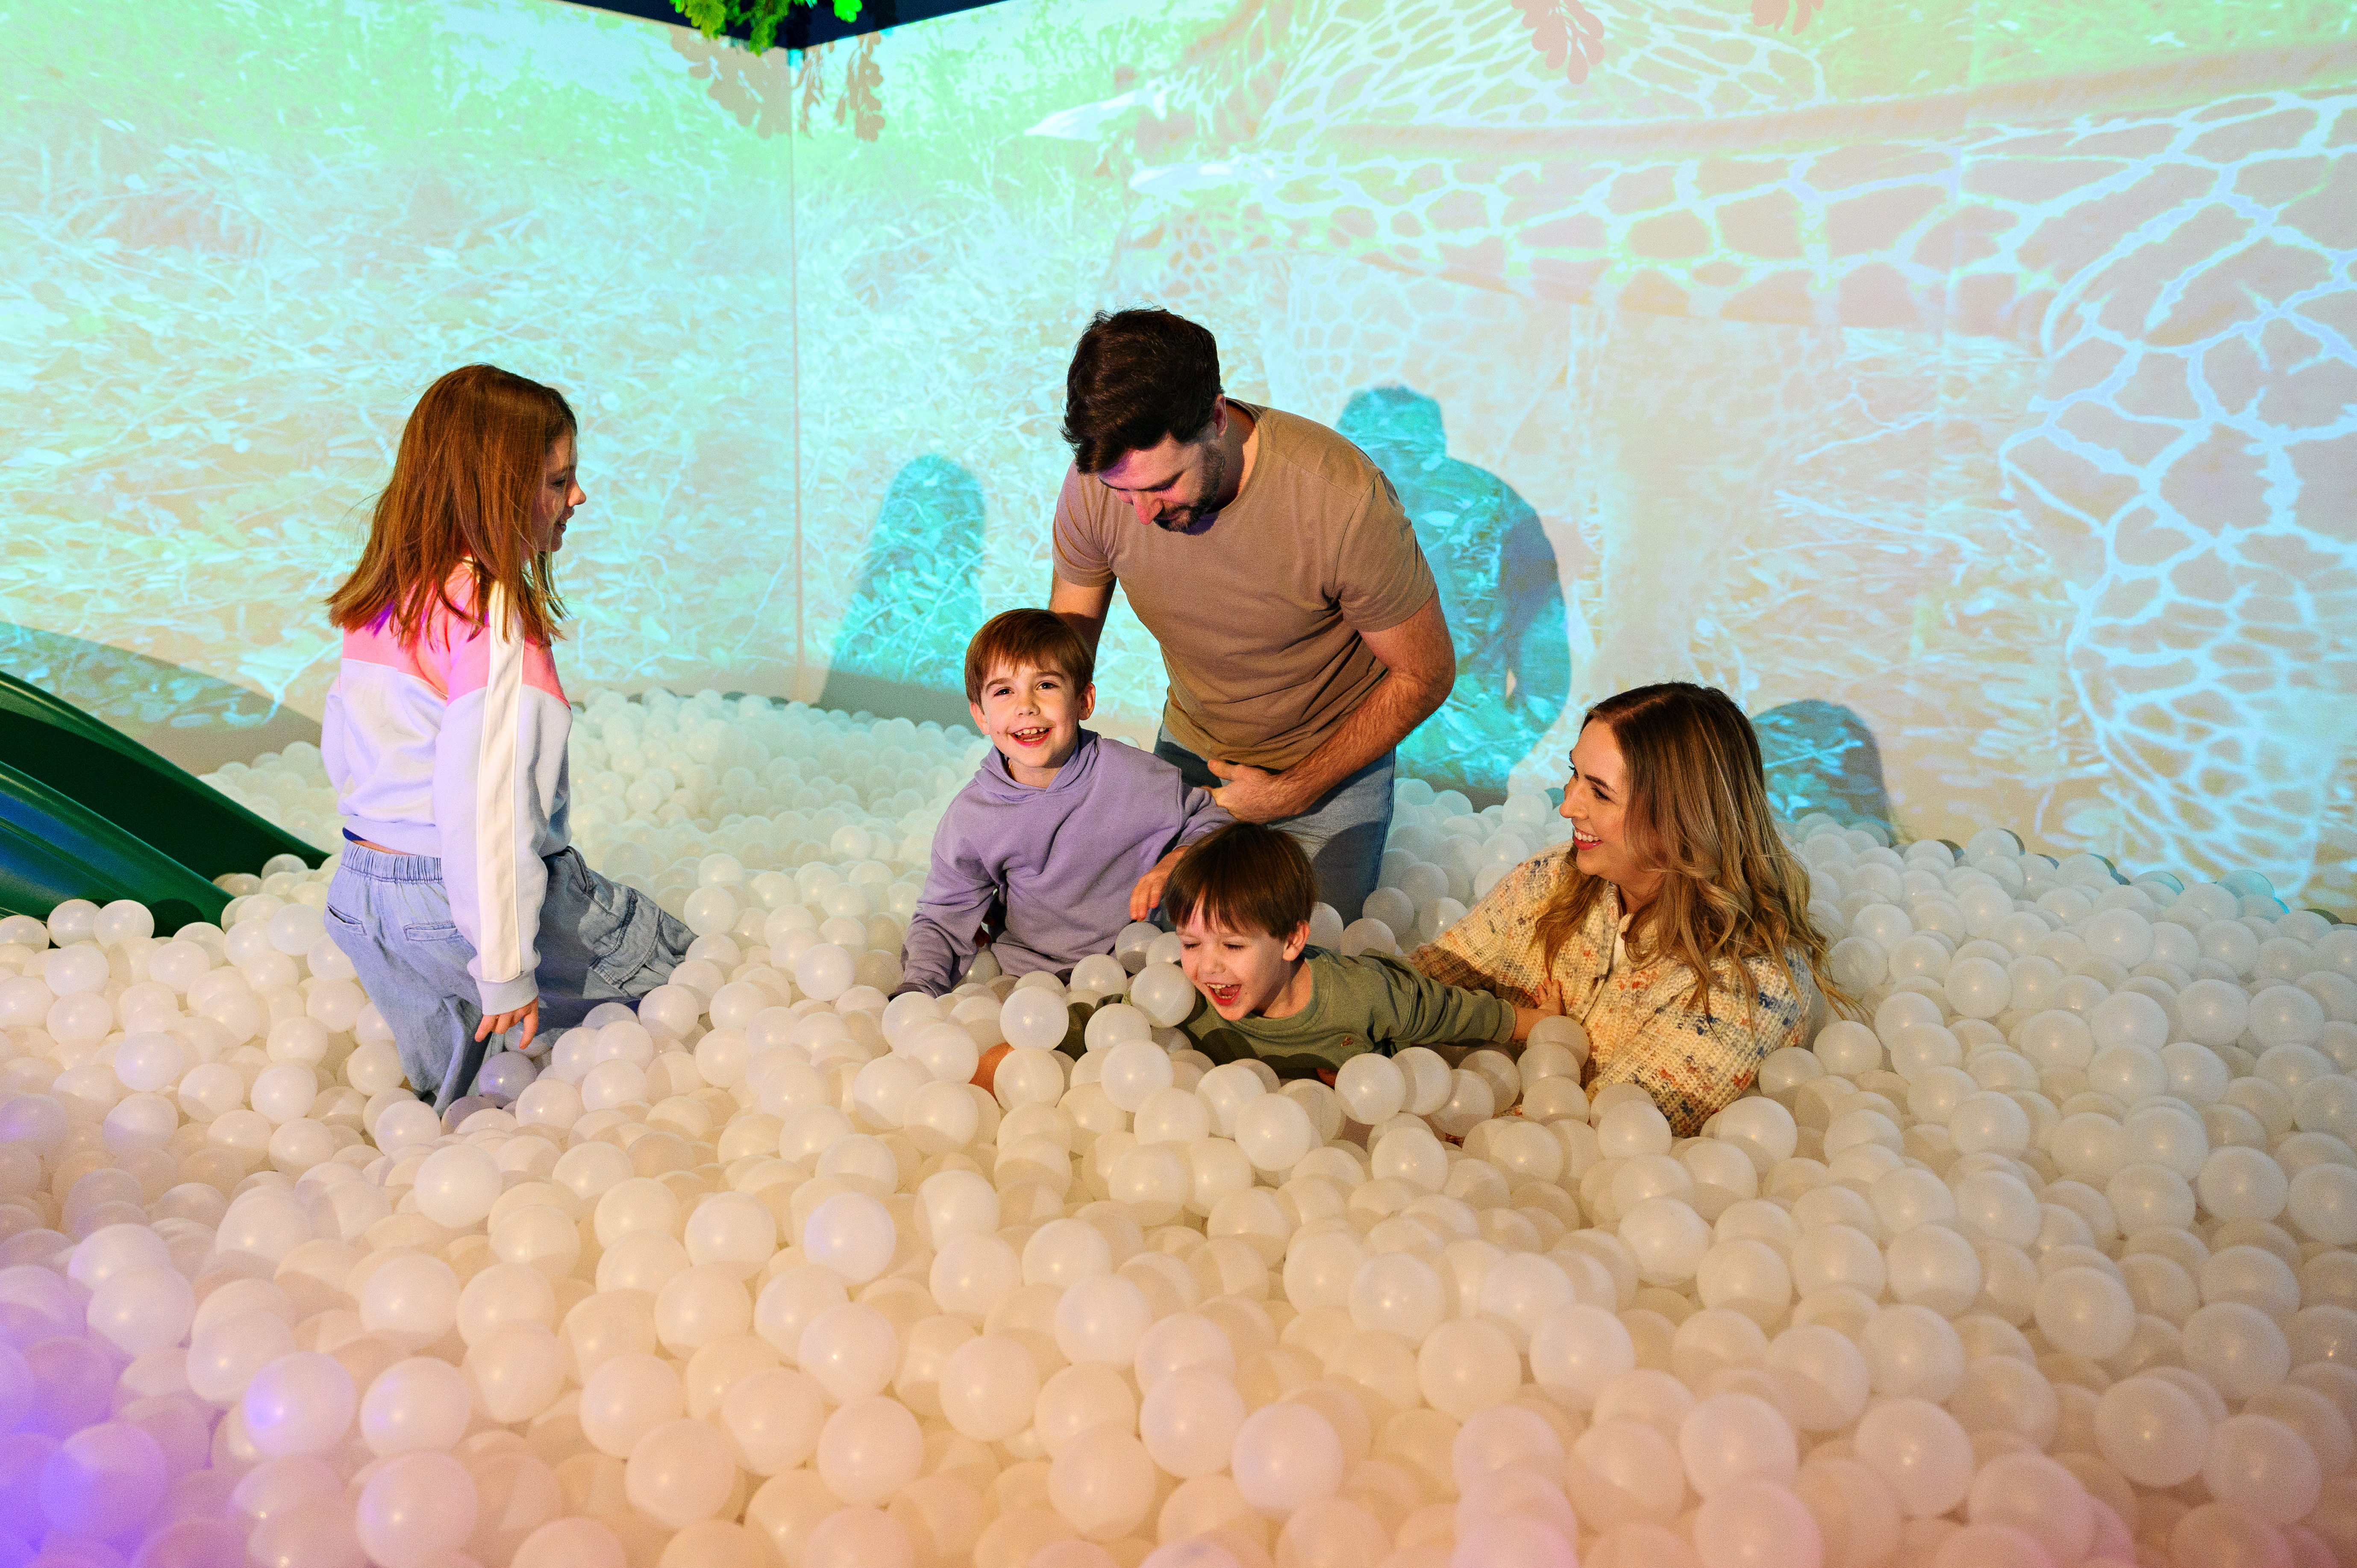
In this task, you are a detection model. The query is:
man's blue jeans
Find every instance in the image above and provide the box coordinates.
[1154,728,1395,922]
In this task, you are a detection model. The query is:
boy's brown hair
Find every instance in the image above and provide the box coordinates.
[1163,822,1317,940]
[964,609,1096,704]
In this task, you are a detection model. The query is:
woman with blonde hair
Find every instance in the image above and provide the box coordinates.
[1412,682,1839,1133]
[321,364,690,1110]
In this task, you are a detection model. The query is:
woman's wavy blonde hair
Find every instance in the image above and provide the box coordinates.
[327,364,573,646]
[1535,682,1845,1019]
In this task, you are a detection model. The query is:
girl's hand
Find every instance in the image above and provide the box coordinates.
[476,1000,540,1050]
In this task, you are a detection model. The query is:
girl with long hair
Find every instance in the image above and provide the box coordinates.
[321,365,689,1109]
[1413,682,1842,1133]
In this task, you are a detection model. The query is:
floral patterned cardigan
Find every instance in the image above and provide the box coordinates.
[1409,845,1818,1135]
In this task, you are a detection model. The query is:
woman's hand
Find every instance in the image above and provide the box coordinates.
[476,999,540,1051]
[1511,980,1565,1043]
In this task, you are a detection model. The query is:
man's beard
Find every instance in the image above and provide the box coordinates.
[1161,439,1226,529]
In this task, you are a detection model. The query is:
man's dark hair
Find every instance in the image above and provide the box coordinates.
[1061,309,1223,475]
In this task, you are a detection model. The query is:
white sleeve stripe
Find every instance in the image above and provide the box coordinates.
[473,584,526,987]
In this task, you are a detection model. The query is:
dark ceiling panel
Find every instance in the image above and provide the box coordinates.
[566,0,1006,50]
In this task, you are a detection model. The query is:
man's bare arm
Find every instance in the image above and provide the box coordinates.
[1208,593,1455,822]
[1049,576,1114,658]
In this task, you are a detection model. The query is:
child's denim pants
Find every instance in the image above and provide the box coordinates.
[325,842,691,1110]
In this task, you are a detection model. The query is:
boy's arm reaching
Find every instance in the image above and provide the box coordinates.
[1129,772,1232,922]
[1367,955,1519,1048]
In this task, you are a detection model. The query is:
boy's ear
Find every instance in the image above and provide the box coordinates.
[1283,922,1311,962]
[1078,683,1096,722]
[968,699,988,732]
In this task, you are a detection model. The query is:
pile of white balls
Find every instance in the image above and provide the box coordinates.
[2,689,2352,1568]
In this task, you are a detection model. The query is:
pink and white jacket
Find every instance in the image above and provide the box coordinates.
[321,576,573,1013]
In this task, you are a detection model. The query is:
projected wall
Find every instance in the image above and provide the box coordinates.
[1,0,2351,909]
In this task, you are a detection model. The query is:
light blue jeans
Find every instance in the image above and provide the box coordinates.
[1155,728,1396,922]
[326,843,691,1110]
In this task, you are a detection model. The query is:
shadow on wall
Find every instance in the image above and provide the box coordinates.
[1340,387,1570,799]
[0,623,322,774]
[1753,699,1894,831]
[817,455,986,728]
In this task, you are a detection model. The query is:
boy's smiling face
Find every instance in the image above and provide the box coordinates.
[1178,910,1309,1020]
[971,658,1093,788]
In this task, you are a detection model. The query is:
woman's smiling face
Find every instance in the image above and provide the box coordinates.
[1561,719,1661,903]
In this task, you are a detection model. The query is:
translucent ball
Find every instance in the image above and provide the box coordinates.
[624,1416,736,1527]
[722,1368,826,1475]
[2196,1146,2291,1216]
[361,1355,473,1456]
[1678,1392,1798,1496]
[2289,1163,2357,1243]
[1229,1401,1344,1514]
[1129,963,1196,1027]
[1619,1197,1711,1286]
[1853,1397,1972,1517]
[1049,1429,1158,1541]
[802,1192,896,1284]
[1334,1053,1408,1125]
[1417,1318,1520,1420]
[355,1451,476,1568]
[1529,1304,1636,1409]
[2033,1266,2136,1359]
[413,1142,502,1228]
[2183,1301,2292,1398]
[38,1421,168,1539]
[579,1353,685,1457]
[1000,987,1070,1051]
[1234,1093,1315,1172]
[1693,1478,1824,1568]
[938,1334,1038,1443]
[793,942,855,1002]
[1099,1039,1175,1113]
[2201,1412,2322,1526]
[85,1263,194,1357]
[815,1395,923,1506]
[359,1253,460,1345]
[241,1352,358,1458]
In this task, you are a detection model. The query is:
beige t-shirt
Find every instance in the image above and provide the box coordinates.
[1052,402,1438,772]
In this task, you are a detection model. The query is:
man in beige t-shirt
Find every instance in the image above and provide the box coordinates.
[1048,309,1456,921]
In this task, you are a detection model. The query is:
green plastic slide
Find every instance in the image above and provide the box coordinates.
[0,757,230,934]
[0,669,323,881]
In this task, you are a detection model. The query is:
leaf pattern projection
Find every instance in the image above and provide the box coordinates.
[1508,0,1607,85]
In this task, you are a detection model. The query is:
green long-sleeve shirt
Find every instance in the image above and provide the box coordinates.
[1176,946,1514,1075]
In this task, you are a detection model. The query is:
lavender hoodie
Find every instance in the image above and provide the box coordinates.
[898,729,1229,995]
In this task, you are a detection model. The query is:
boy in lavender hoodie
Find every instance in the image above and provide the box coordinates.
[897,609,1230,995]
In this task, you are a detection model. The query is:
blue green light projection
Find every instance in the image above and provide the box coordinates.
[0,0,2350,906]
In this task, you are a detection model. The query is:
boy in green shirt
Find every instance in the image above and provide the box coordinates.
[1167,822,1556,1078]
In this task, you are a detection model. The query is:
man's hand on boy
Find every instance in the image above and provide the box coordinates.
[1130,848,1188,921]
[1205,758,1303,823]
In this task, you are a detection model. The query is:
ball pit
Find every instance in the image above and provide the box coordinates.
[0,689,2353,1565]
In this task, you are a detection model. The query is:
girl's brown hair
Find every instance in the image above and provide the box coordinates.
[1535,683,1842,1018]
[326,364,574,646]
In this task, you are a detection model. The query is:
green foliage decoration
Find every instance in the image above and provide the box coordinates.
[673,0,862,52]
